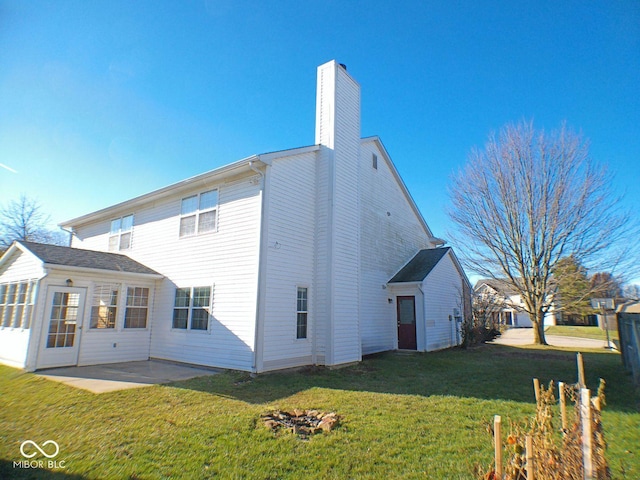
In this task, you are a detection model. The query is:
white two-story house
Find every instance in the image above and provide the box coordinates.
[0,60,470,373]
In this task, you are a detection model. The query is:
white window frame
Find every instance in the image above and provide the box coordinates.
[0,280,36,329]
[123,286,150,329]
[179,190,218,238]
[109,214,134,251]
[90,283,120,329]
[172,286,213,332]
[296,286,308,340]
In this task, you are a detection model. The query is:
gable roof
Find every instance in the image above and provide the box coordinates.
[388,247,451,283]
[474,278,520,296]
[361,136,439,242]
[60,145,321,230]
[14,241,161,277]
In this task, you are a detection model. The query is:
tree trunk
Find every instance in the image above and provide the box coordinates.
[532,310,548,345]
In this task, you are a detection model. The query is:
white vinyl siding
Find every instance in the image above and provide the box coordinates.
[68,177,262,371]
[261,152,316,371]
[358,140,434,355]
[422,253,464,351]
[312,61,362,367]
[38,271,158,368]
[0,250,44,369]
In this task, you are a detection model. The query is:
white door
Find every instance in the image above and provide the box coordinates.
[38,287,86,368]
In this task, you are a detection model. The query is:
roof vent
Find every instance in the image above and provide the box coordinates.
[339,63,347,71]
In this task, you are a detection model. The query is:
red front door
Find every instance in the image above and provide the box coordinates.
[397,296,417,350]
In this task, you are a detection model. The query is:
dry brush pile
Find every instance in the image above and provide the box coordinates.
[479,379,610,480]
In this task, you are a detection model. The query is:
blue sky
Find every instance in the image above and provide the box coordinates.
[1,1,639,274]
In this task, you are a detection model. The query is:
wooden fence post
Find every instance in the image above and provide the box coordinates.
[494,415,502,479]
[559,381,567,433]
[577,353,586,388]
[533,378,541,404]
[525,435,534,480]
[581,388,593,480]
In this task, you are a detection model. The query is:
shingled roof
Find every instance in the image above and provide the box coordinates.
[388,247,451,283]
[18,241,160,276]
[474,278,521,295]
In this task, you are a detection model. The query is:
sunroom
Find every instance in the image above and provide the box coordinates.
[0,241,162,371]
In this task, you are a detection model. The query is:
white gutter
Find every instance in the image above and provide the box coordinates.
[60,155,264,229]
[42,263,164,280]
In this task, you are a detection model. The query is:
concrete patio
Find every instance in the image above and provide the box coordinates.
[36,360,220,394]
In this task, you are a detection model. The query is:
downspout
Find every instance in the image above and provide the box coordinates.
[249,161,266,373]
[59,226,75,247]
[417,283,427,351]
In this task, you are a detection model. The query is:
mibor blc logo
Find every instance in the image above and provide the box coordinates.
[14,440,66,470]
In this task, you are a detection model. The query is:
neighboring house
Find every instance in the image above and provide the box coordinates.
[474,278,558,328]
[0,60,470,373]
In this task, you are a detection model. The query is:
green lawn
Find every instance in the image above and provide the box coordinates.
[546,325,620,342]
[1,345,638,479]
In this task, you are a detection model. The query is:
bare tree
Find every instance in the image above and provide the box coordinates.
[0,195,68,251]
[589,272,623,299]
[623,284,640,301]
[448,121,637,344]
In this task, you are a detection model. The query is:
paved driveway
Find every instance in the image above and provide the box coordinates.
[491,327,611,349]
[36,360,220,394]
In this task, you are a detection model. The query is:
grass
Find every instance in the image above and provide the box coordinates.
[546,325,620,342]
[1,345,638,479]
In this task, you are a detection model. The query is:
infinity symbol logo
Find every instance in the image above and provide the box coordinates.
[20,440,60,459]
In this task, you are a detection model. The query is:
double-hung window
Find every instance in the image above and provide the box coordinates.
[109,214,134,251]
[90,284,119,329]
[296,287,308,339]
[124,287,149,328]
[172,286,212,331]
[180,190,218,237]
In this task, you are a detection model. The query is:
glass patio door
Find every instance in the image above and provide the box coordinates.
[38,286,86,368]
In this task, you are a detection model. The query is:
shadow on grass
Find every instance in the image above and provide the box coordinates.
[0,459,87,479]
[170,344,640,412]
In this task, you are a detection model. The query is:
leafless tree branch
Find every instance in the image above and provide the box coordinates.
[448,121,639,344]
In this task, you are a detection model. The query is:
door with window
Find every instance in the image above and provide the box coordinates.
[38,287,86,368]
[397,296,417,350]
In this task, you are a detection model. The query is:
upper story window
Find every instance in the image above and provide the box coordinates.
[372,153,378,170]
[180,190,218,237]
[109,214,134,251]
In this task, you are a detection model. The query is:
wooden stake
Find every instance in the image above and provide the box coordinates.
[577,352,586,388]
[559,381,568,433]
[533,378,541,404]
[494,415,503,479]
[581,389,593,480]
[525,435,535,480]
